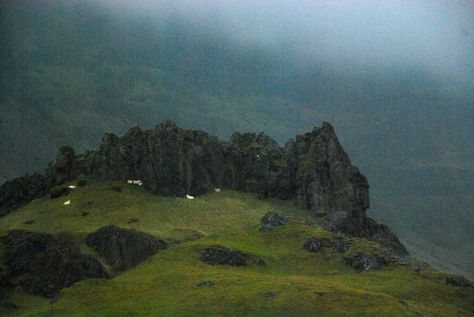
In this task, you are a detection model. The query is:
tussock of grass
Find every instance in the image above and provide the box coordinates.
[0,180,472,316]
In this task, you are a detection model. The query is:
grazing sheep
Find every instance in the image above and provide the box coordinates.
[186,195,195,200]
[68,185,76,189]
[64,200,71,205]
[214,188,221,193]
[127,180,143,186]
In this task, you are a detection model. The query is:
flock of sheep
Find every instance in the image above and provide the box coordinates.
[62,180,222,205]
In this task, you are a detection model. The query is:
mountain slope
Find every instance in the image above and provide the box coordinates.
[0,179,473,316]
[0,0,473,279]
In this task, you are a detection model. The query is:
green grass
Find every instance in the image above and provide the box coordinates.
[0,179,473,316]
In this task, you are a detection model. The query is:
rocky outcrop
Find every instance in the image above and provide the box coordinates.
[1,230,108,298]
[261,212,289,227]
[82,122,226,197]
[343,252,386,271]
[365,218,408,255]
[86,225,168,271]
[446,276,474,289]
[200,246,248,266]
[0,121,405,247]
[303,237,335,252]
[0,174,53,217]
[291,123,369,235]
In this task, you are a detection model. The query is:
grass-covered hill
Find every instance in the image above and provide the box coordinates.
[1,0,473,279]
[0,179,472,316]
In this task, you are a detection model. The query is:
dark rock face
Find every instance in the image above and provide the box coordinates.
[343,252,386,271]
[48,145,78,184]
[0,121,406,248]
[50,186,70,199]
[86,225,168,271]
[293,123,369,234]
[1,230,108,298]
[200,246,247,266]
[446,276,474,289]
[365,218,408,255]
[0,174,53,217]
[303,237,334,252]
[83,122,225,197]
[223,132,289,198]
[261,212,288,227]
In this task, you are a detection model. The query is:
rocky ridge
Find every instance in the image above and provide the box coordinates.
[0,121,401,244]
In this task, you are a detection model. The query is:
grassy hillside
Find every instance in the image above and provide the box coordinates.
[1,0,473,280]
[0,179,472,316]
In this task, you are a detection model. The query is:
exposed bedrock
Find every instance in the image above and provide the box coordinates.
[1,230,109,298]
[86,225,168,272]
[0,121,403,246]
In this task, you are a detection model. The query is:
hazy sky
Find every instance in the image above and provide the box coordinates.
[98,0,474,79]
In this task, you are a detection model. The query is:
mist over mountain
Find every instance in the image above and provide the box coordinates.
[0,0,473,279]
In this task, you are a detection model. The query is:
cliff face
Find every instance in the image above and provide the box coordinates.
[0,121,400,246]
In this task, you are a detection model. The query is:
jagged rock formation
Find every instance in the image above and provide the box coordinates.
[86,225,168,271]
[0,121,404,248]
[1,230,109,298]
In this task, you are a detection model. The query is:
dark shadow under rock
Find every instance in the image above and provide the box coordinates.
[343,252,386,271]
[77,179,88,187]
[303,237,334,252]
[1,230,108,298]
[50,187,70,199]
[200,246,247,266]
[86,225,168,272]
[109,186,122,192]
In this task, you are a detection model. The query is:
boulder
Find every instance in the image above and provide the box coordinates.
[1,230,108,298]
[86,225,168,271]
[260,212,288,227]
[200,246,247,266]
[303,237,334,252]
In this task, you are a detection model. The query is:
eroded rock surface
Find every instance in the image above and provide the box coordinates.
[86,225,168,271]
[0,121,406,248]
[1,230,108,298]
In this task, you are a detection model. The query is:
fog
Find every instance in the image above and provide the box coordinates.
[98,0,474,80]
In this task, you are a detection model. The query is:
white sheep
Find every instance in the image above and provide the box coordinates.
[185,194,195,200]
[64,200,71,205]
[68,185,76,189]
[214,188,221,192]
[127,180,143,186]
